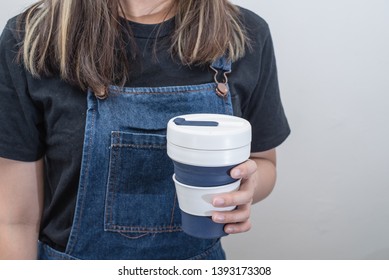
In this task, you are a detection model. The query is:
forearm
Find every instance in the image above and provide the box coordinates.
[0,157,44,260]
[250,156,277,204]
[0,223,40,259]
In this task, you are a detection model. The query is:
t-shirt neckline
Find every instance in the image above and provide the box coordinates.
[120,16,175,39]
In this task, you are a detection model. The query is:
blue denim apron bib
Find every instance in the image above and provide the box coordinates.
[38,58,233,260]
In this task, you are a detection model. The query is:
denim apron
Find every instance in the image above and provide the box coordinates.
[38,58,234,260]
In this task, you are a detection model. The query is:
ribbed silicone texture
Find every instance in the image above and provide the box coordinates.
[173,161,238,187]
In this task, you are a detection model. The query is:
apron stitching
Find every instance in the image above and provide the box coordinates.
[111,141,121,226]
[106,139,120,227]
[169,192,178,228]
[118,231,150,239]
[109,86,215,95]
[107,226,182,232]
[111,144,166,149]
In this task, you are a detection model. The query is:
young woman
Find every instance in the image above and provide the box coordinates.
[0,0,290,259]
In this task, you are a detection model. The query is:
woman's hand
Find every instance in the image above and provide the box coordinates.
[211,149,277,234]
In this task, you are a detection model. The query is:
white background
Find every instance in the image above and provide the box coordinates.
[1,0,388,260]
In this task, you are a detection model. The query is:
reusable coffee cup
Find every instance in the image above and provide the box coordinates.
[167,114,252,238]
[173,174,241,216]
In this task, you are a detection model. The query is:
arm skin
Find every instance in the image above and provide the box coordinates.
[212,148,277,234]
[0,157,44,260]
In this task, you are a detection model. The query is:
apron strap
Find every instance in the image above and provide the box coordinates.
[210,56,232,72]
[210,57,232,98]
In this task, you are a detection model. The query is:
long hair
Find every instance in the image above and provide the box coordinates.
[18,0,248,96]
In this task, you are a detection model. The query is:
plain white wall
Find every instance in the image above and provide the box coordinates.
[1,0,388,260]
[225,0,389,260]
[0,0,33,30]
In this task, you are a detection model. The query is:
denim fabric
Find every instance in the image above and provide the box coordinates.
[39,58,233,260]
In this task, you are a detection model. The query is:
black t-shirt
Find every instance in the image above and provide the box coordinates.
[0,7,290,251]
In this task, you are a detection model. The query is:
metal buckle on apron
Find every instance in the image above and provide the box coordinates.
[210,65,231,98]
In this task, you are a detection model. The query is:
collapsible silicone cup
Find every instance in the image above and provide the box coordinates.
[166,114,252,238]
[172,175,241,239]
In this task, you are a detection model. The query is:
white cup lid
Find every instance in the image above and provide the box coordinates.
[167,114,251,151]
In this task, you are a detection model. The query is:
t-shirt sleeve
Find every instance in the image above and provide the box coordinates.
[245,31,290,152]
[235,10,290,153]
[0,18,45,161]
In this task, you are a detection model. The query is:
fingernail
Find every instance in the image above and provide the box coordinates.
[225,226,235,234]
[213,197,225,207]
[213,215,225,222]
[231,169,241,178]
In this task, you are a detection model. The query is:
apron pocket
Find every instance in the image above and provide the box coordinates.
[104,131,181,234]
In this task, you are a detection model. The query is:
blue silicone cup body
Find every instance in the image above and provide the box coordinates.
[180,210,228,239]
[173,161,239,187]
[173,161,237,239]
[172,161,241,239]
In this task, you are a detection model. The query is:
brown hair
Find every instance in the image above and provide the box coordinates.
[18,0,248,96]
